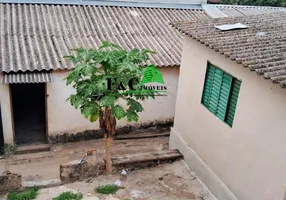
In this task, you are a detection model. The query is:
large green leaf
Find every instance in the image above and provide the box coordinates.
[112,105,126,120]
[90,114,99,122]
[126,111,139,122]
[80,103,99,119]
[127,99,144,112]
[100,96,116,107]
[68,94,82,109]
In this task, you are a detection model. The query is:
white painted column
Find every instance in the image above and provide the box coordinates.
[0,84,14,144]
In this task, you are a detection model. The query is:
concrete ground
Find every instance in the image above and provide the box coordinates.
[1,161,217,200]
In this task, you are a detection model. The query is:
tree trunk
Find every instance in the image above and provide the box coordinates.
[105,134,112,173]
[101,107,116,173]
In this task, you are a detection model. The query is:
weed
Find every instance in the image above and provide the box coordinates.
[95,184,121,194]
[52,191,83,200]
[3,143,17,172]
[7,187,39,200]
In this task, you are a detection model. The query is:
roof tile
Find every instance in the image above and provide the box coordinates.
[0,3,209,72]
[214,5,286,17]
[171,12,286,88]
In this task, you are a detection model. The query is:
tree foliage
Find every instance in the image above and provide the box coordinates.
[65,41,157,125]
[65,41,158,172]
[221,0,286,7]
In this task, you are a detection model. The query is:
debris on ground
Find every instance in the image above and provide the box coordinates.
[120,170,127,181]
[114,180,121,187]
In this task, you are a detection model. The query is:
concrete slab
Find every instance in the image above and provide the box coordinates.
[22,179,62,189]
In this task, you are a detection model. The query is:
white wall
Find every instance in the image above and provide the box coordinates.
[47,67,179,135]
[171,36,286,200]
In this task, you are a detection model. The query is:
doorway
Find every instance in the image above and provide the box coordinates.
[11,84,47,145]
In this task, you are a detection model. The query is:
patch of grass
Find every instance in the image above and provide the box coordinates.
[52,191,83,200]
[95,184,121,194]
[7,187,39,200]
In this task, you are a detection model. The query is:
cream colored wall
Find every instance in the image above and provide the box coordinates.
[0,84,14,144]
[172,36,286,200]
[47,67,178,135]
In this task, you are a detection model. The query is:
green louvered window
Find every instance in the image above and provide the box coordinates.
[202,63,241,127]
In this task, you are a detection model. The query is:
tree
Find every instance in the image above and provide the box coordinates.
[64,41,158,173]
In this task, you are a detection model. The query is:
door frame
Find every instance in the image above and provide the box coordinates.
[9,83,49,144]
[45,83,49,143]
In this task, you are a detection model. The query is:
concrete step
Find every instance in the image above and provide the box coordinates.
[112,149,183,171]
[11,151,53,165]
[17,144,51,155]
[114,132,170,140]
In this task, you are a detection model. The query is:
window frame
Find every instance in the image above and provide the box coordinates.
[201,61,241,128]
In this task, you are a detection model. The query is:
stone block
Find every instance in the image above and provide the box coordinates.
[60,159,105,184]
[0,173,22,194]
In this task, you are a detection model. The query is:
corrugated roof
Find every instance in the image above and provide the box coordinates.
[171,12,286,88]
[0,0,204,9]
[1,71,53,83]
[214,5,286,17]
[0,3,209,73]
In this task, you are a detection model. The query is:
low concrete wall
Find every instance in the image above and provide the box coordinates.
[49,119,173,143]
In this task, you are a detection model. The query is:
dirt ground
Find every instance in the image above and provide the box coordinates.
[0,134,169,181]
[1,161,217,200]
[0,133,217,200]
[65,160,217,200]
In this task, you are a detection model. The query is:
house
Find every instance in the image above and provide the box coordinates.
[0,0,286,149]
[0,1,211,148]
[170,12,286,200]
